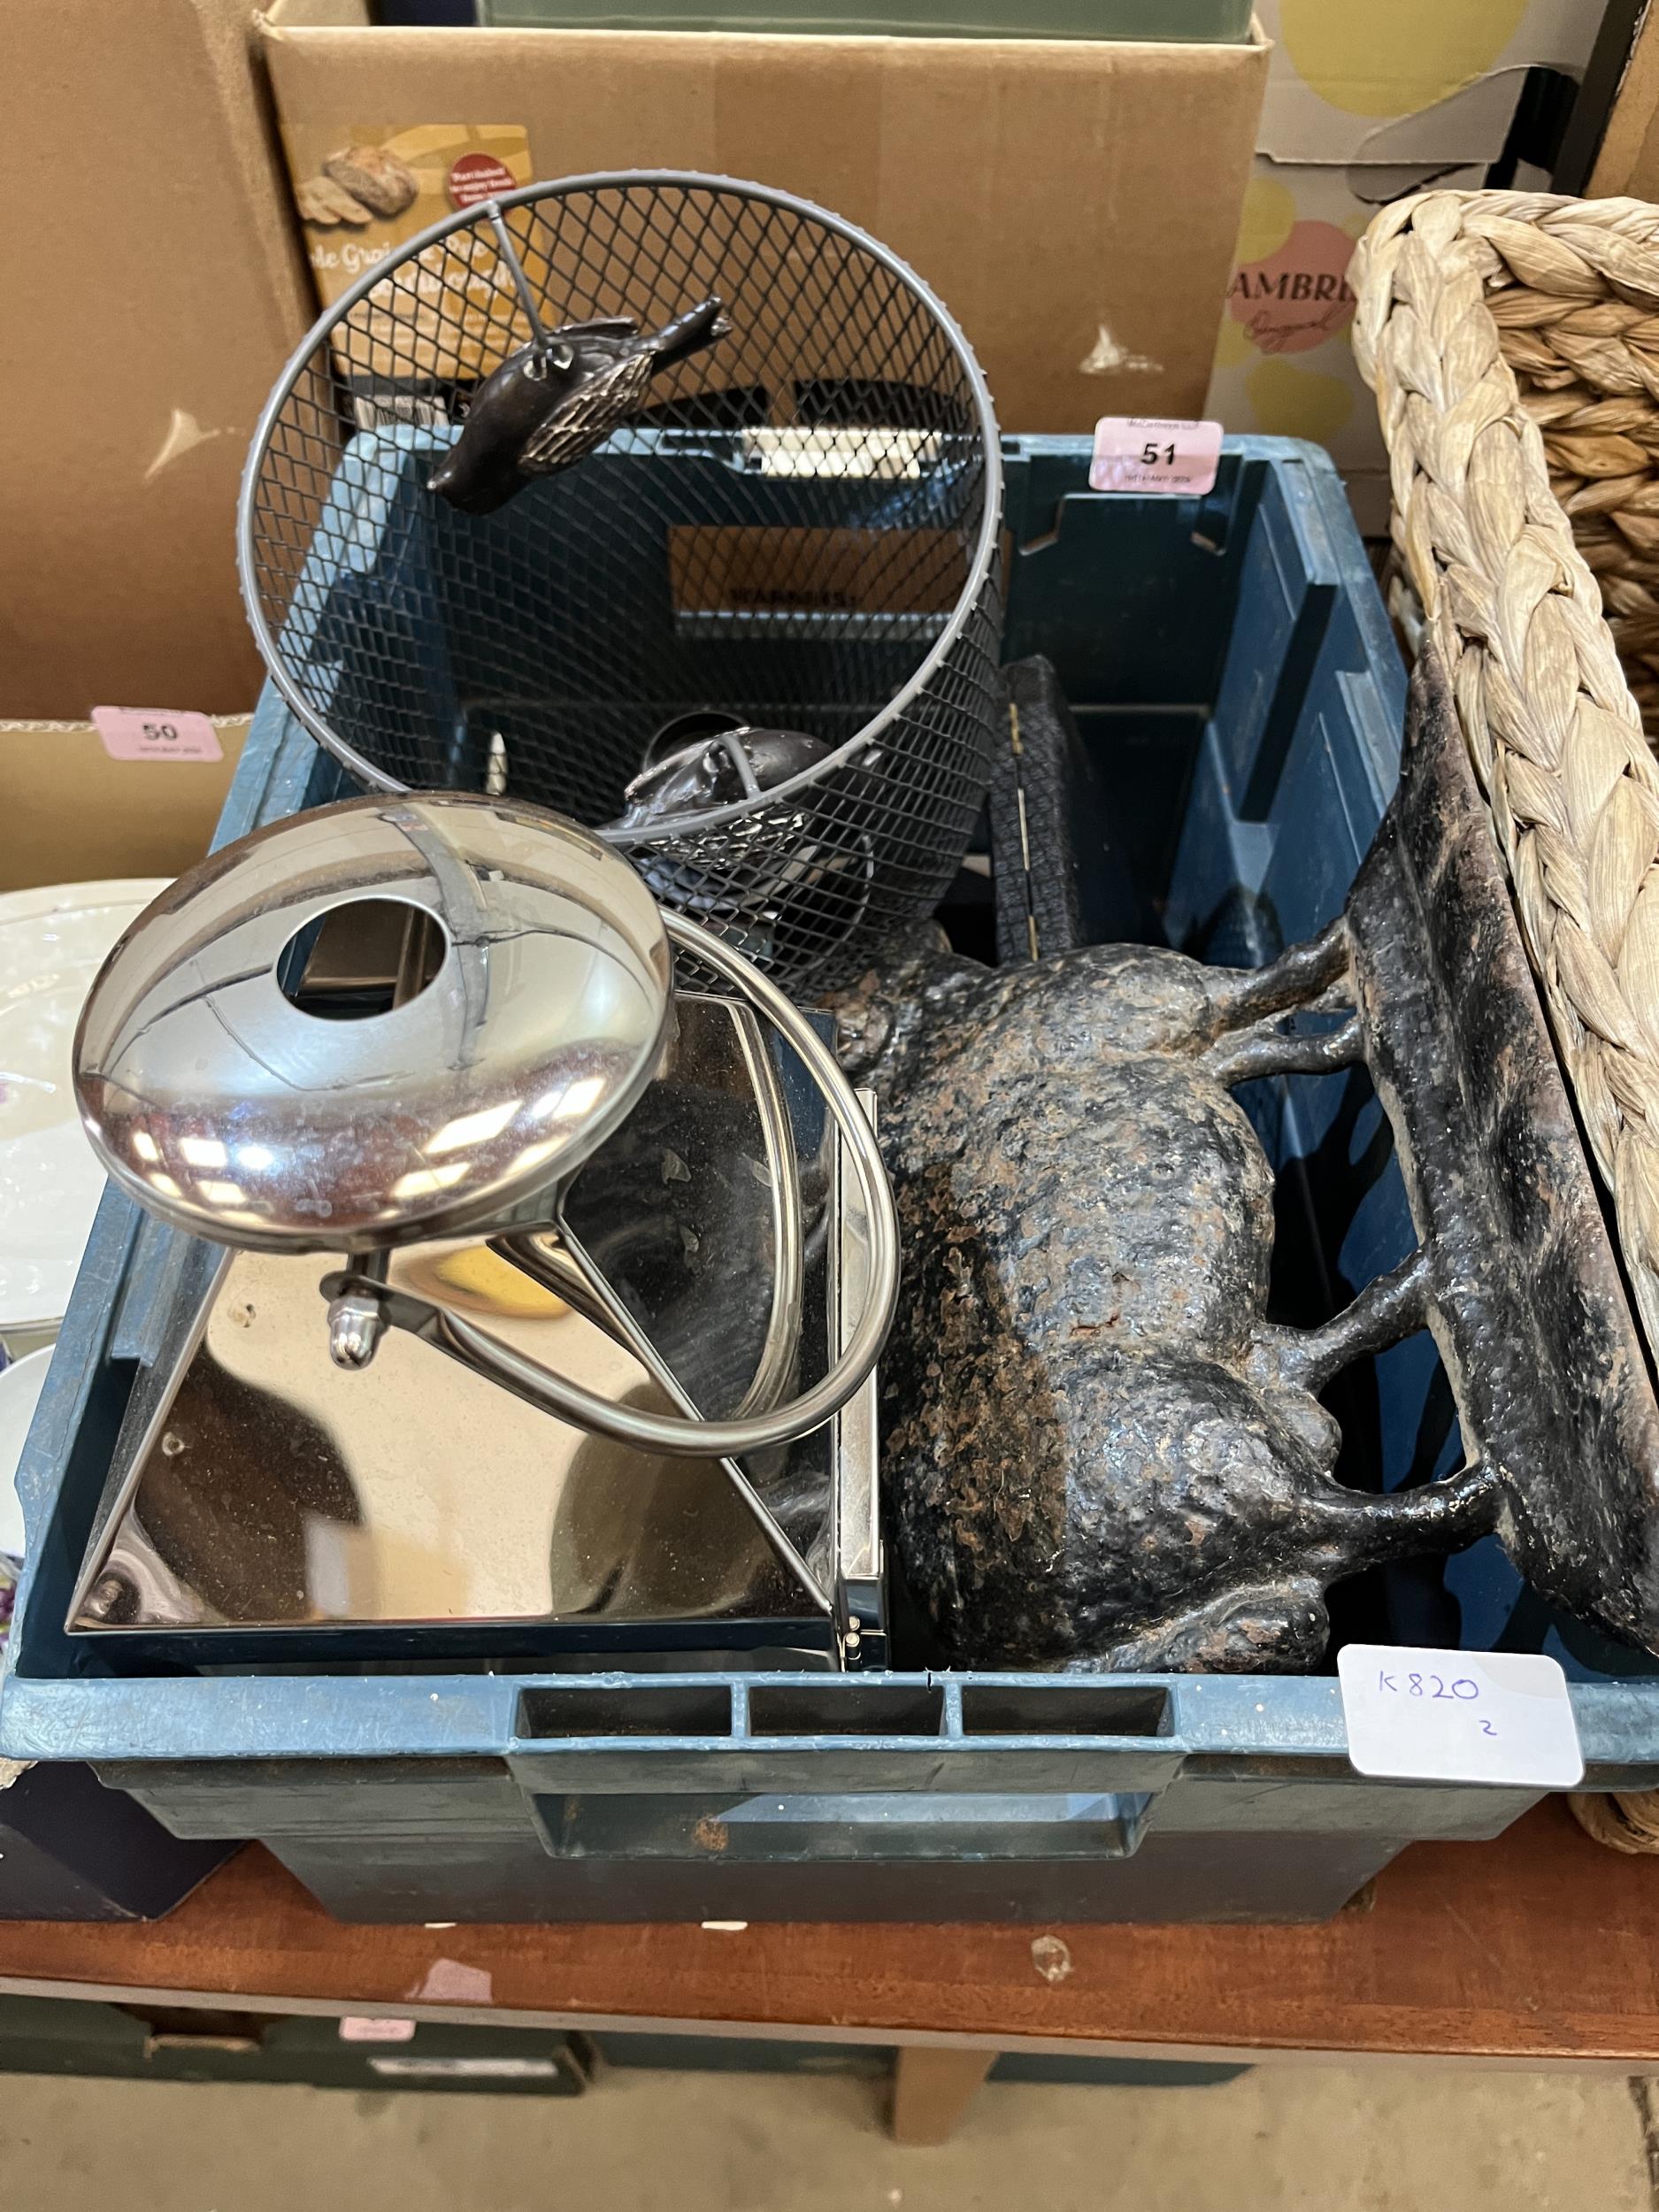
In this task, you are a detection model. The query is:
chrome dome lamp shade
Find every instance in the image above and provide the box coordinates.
[74,793,898,1466]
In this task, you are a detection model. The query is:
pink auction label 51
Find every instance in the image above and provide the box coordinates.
[1089,418,1223,498]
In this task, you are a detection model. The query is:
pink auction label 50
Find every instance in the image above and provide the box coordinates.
[91,708,224,763]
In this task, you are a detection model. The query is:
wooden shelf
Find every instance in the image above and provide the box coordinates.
[0,1801,1653,2065]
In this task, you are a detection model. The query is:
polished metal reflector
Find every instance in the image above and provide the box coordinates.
[69,793,895,1663]
[76,794,672,1251]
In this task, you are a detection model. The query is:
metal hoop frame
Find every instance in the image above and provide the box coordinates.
[334,909,901,1460]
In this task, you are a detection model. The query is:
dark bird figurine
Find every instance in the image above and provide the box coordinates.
[617,724,877,970]
[618,724,831,829]
[428,296,733,515]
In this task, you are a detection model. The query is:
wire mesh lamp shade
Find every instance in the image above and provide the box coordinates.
[239,172,1005,989]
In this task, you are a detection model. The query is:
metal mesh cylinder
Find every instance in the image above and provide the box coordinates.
[240,173,1003,988]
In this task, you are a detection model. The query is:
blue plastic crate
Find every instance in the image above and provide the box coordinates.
[7,434,1655,1927]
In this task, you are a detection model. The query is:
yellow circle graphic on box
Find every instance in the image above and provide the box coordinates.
[1245,359,1356,445]
[1236,175,1299,267]
[1213,316,1256,371]
[1279,0,1528,119]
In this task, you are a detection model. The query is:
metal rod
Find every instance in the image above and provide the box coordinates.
[488,1233,630,1340]
[726,1001,805,1419]
[484,202,554,354]
[714,726,764,802]
[548,1225,832,1612]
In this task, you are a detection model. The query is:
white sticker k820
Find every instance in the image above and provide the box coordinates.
[1337,1646,1583,1788]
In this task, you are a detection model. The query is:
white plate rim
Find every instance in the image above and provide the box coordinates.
[0,875,175,1331]
[0,877,172,932]
[0,1343,52,1559]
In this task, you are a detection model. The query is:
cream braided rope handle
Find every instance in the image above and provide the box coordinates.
[1352,189,1659,1356]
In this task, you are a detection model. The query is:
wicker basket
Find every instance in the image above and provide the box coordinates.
[1569,1786,1659,1852]
[1352,190,1659,1361]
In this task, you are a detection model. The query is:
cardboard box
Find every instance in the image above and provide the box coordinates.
[1589,4,1659,196]
[257,2,1269,431]
[1207,0,1604,522]
[3,2,313,720]
[0,719,249,895]
[1206,156,1486,534]
[1255,0,1600,165]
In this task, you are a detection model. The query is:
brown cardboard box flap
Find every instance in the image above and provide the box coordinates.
[5,2,313,719]
[1,719,249,895]
[1590,6,1659,198]
[259,6,1268,430]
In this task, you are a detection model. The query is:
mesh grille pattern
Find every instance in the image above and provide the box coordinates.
[242,175,1002,990]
